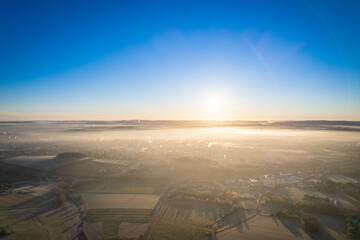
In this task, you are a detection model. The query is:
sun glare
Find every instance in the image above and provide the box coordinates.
[207,96,221,111]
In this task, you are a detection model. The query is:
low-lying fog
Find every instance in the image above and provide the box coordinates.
[1,121,359,168]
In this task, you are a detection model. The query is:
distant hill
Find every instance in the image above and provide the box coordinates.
[55,152,88,162]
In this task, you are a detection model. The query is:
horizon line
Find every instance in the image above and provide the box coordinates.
[1,119,360,123]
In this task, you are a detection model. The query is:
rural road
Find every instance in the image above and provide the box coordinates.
[201,194,265,240]
[142,187,170,240]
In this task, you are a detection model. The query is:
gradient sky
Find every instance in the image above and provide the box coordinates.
[0,0,359,120]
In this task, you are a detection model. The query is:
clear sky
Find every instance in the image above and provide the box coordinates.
[0,0,359,120]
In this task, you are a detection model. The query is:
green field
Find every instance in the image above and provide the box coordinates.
[74,181,166,194]
[87,208,152,223]
[150,199,229,240]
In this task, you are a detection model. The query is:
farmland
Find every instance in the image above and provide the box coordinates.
[1,121,360,239]
[82,221,149,239]
[0,183,81,240]
[87,208,152,222]
[275,186,360,209]
[74,181,166,195]
[149,199,230,240]
[214,215,312,240]
[214,214,347,240]
[118,222,149,237]
[77,184,162,239]
[82,193,160,209]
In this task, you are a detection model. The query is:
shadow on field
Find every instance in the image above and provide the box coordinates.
[47,205,70,217]
[277,218,302,238]
[220,209,251,232]
[171,200,222,223]
[10,193,55,223]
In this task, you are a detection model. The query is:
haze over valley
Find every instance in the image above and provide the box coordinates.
[1,0,360,239]
[0,121,360,239]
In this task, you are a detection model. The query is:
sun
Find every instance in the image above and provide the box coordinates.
[207,96,222,111]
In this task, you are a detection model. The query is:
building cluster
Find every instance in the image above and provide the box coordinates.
[223,171,325,189]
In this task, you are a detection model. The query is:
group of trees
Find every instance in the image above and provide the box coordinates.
[101,234,144,240]
[300,213,320,235]
[55,182,70,206]
[345,217,359,240]
[77,195,87,220]
[275,209,298,219]
[313,179,337,192]
[169,191,236,207]
[265,193,360,219]
[207,225,218,238]
[169,183,247,208]
[169,182,259,210]
[266,192,360,239]
[0,226,12,237]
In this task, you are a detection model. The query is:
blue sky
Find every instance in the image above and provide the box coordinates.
[0,0,359,120]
